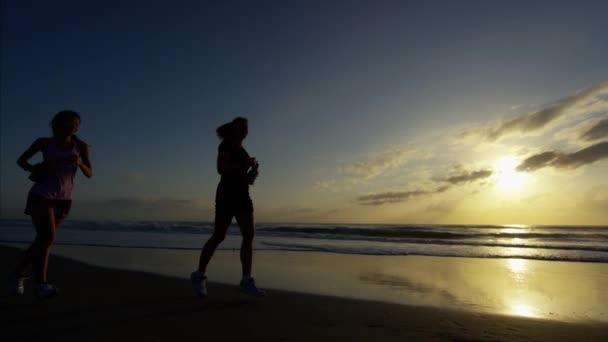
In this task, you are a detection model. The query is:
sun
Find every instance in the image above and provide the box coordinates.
[494,156,527,191]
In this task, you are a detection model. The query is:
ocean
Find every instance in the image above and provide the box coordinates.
[2,219,607,263]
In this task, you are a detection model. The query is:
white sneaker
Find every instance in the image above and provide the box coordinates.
[238,277,266,297]
[190,271,207,297]
[9,273,29,296]
[35,283,58,300]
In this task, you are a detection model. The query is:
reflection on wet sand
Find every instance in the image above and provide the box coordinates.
[508,258,526,274]
[359,272,463,305]
[22,244,608,322]
[511,303,540,318]
[359,255,607,321]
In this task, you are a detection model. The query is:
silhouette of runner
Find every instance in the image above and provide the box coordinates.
[191,117,265,297]
[10,110,93,299]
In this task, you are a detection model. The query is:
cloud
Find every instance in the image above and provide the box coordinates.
[484,81,608,141]
[580,117,608,142]
[313,179,336,192]
[314,146,427,195]
[515,152,559,172]
[357,186,449,206]
[341,148,417,180]
[552,115,608,146]
[355,167,491,206]
[444,169,492,185]
[517,141,608,172]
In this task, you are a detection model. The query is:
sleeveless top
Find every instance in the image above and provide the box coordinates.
[217,141,251,195]
[30,139,80,200]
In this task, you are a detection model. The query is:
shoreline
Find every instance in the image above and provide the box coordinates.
[1,244,607,341]
[2,239,608,264]
[3,242,608,323]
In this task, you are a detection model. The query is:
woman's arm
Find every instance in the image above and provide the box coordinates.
[76,142,93,178]
[16,138,48,171]
[247,162,259,185]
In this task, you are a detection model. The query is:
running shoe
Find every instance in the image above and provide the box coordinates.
[35,283,58,300]
[8,273,29,296]
[190,271,207,297]
[238,277,266,297]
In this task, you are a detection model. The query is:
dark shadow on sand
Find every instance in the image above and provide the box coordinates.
[1,245,262,340]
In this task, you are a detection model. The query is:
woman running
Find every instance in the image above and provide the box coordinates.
[191,117,265,297]
[10,110,93,299]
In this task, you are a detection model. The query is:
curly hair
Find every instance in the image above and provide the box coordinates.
[50,110,81,136]
[216,117,247,140]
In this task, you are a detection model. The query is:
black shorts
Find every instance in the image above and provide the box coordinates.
[215,189,253,220]
[24,193,72,220]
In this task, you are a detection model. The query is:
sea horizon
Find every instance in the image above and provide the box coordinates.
[2,218,607,263]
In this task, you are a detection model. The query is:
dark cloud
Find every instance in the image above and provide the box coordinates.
[356,168,492,206]
[486,82,607,141]
[357,190,428,205]
[444,169,492,185]
[580,118,608,142]
[487,105,564,140]
[517,141,608,172]
[515,152,559,172]
[357,186,449,206]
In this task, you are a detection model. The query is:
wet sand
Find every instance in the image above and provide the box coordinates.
[1,244,607,341]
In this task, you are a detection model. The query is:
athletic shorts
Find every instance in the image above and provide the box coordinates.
[24,192,72,220]
[215,188,253,220]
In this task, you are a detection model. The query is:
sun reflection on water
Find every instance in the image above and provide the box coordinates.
[511,303,540,318]
[501,227,529,235]
[502,224,529,229]
[508,258,527,274]
[504,258,545,319]
[510,237,523,245]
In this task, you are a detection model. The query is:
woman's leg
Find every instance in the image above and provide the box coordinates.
[197,215,232,274]
[235,210,255,277]
[14,243,36,278]
[234,210,265,296]
[28,207,57,284]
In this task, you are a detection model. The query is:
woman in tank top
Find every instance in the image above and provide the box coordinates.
[190,117,265,297]
[11,110,93,299]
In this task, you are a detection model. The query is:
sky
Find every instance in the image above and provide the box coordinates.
[1,0,607,225]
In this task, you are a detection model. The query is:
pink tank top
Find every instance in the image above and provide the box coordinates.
[30,139,80,200]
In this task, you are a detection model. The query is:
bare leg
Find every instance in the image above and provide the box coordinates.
[235,210,255,277]
[14,243,36,277]
[197,215,232,274]
[22,207,57,284]
[15,211,63,280]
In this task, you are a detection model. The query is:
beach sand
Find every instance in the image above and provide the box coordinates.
[2,244,607,341]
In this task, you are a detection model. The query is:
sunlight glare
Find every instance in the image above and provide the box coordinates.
[503,224,529,229]
[494,157,527,191]
[507,258,527,273]
[511,303,539,318]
